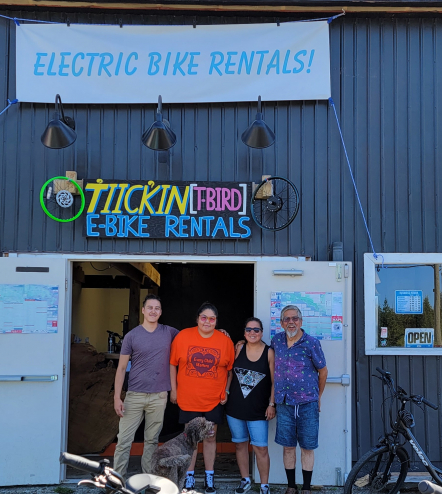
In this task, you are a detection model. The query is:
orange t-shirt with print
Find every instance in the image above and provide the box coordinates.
[170,326,235,412]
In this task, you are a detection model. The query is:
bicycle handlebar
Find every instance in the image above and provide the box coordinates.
[60,452,105,475]
[419,481,442,494]
[412,395,439,410]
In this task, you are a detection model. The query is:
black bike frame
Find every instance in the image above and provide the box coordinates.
[400,422,442,486]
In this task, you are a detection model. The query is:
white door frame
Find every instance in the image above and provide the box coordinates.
[9,252,342,483]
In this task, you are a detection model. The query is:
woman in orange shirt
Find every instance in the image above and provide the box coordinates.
[170,302,235,494]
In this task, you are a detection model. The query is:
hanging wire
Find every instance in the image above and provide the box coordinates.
[0,98,19,117]
[329,97,384,266]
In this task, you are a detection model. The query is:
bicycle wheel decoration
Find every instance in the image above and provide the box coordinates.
[40,176,85,222]
[251,176,300,231]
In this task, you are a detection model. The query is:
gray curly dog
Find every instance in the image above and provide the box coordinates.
[151,417,215,490]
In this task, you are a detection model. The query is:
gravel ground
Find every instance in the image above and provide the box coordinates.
[0,482,345,494]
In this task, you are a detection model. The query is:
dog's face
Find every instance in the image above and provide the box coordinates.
[186,417,215,443]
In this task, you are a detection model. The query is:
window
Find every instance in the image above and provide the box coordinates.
[364,253,442,355]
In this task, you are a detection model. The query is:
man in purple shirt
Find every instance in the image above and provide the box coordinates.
[271,305,328,494]
[113,294,179,478]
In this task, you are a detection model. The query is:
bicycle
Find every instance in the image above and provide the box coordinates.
[344,367,441,494]
[60,452,179,494]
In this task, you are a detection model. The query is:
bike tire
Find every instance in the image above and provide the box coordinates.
[344,445,409,494]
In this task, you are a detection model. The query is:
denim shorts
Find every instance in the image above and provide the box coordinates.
[226,415,269,447]
[275,401,319,449]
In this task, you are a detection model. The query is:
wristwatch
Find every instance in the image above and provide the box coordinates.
[268,402,275,407]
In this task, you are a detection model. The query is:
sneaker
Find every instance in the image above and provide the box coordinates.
[260,486,270,494]
[182,474,195,493]
[235,478,252,494]
[205,472,216,494]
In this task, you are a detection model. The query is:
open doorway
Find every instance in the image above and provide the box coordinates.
[67,260,254,479]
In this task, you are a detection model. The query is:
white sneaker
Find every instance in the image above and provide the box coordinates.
[260,485,270,494]
[235,478,252,494]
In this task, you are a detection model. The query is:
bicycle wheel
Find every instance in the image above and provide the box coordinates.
[345,445,409,494]
[251,176,300,231]
[40,176,85,223]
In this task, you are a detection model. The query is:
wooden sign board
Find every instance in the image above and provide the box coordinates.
[84,180,252,240]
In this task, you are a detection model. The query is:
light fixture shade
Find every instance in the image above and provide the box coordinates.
[142,95,177,151]
[41,113,77,149]
[241,113,275,149]
[142,117,177,150]
[241,95,275,149]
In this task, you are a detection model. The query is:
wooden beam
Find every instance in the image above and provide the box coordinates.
[128,279,141,332]
[130,262,161,287]
[2,0,442,13]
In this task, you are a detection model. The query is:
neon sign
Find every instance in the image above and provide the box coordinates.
[84,180,252,239]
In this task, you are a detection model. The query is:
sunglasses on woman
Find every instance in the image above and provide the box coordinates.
[245,327,262,333]
[199,315,216,323]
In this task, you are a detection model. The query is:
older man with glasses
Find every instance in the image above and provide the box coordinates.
[270,305,328,494]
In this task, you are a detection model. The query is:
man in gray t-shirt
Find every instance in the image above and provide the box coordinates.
[113,294,179,478]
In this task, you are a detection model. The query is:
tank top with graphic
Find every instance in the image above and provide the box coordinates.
[225,343,272,421]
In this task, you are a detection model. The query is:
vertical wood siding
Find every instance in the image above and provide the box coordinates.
[1,11,441,464]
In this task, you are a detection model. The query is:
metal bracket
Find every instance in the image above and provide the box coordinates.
[272,269,304,276]
[0,375,58,382]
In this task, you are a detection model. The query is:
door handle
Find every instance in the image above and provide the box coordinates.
[326,374,350,386]
[0,375,58,382]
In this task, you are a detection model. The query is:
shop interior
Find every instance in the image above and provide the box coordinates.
[67,260,254,478]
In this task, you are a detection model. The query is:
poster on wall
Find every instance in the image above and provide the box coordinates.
[16,21,331,104]
[270,291,343,340]
[0,284,59,334]
[84,179,252,240]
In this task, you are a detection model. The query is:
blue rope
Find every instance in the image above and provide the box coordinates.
[328,11,346,24]
[0,14,59,24]
[0,98,18,117]
[329,97,382,264]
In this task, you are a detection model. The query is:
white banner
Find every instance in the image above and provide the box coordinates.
[16,21,331,104]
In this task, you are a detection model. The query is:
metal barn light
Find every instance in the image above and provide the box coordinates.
[241,96,275,149]
[142,95,177,151]
[41,94,77,149]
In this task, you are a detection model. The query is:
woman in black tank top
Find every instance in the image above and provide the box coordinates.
[225,317,275,494]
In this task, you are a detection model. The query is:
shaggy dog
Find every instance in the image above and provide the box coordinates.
[151,417,215,490]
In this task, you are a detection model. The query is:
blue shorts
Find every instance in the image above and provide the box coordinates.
[275,401,319,449]
[226,415,269,447]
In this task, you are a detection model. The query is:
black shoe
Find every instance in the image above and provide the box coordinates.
[182,474,195,494]
[235,478,252,494]
[204,472,216,494]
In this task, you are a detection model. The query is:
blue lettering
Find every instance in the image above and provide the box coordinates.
[34,53,47,76]
[117,215,126,237]
[225,52,238,74]
[293,50,307,73]
[47,52,57,76]
[138,216,150,237]
[99,53,113,77]
[229,217,241,238]
[204,216,215,236]
[105,215,118,236]
[72,53,84,76]
[165,215,179,237]
[58,52,71,76]
[266,50,280,75]
[163,52,171,75]
[209,52,224,76]
[125,52,138,76]
[238,51,254,75]
[282,50,291,74]
[188,52,200,75]
[173,52,188,76]
[212,217,229,237]
[86,214,100,236]
[190,217,203,236]
[115,52,123,76]
[179,215,190,237]
[238,217,251,238]
[126,215,138,236]
[148,52,161,75]
[256,51,269,75]
[86,53,99,76]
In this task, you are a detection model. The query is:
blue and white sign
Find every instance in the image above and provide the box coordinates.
[395,290,423,314]
[16,21,331,104]
[405,328,434,348]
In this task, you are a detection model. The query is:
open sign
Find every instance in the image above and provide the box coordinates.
[405,328,434,348]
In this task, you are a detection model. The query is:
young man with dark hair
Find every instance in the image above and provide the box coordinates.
[113,294,179,478]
